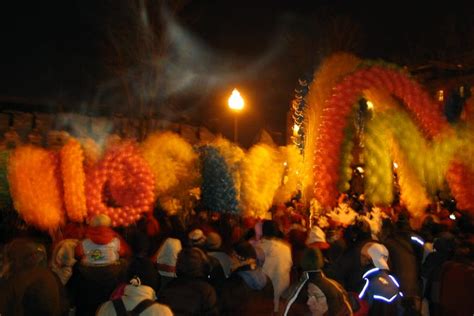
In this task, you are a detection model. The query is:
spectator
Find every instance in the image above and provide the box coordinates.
[206,231,232,278]
[219,241,273,315]
[154,237,182,291]
[359,242,402,315]
[189,229,226,290]
[71,215,129,315]
[157,247,218,315]
[283,247,352,316]
[96,256,173,316]
[256,219,293,313]
[0,238,68,316]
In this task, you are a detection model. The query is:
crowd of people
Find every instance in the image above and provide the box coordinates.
[0,198,473,316]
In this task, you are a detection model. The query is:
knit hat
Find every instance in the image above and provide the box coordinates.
[301,247,324,271]
[206,232,222,250]
[306,226,330,250]
[365,242,389,270]
[188,229,207,247]
[90,214,111,227]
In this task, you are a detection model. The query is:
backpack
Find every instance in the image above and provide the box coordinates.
[112,298,157,316]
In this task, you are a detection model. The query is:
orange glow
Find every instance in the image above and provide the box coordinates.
[228,89,244,111]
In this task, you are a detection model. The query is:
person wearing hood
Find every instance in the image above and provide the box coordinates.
[71,214,130,316]
[359,242,402,315]
[96,256,173,316]
[282,247,353,316]
[219,241,274,316]
[75,214,130,266]
[157,247,219,315]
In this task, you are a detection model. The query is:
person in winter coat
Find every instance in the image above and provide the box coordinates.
[283,247,353,316]
[206,231,232,278]
[328,220,373,293]
[96,256,173,316]
[157,247,219,316]
[0,238,69,316]
[380,217,422,314]
[257,219,293,313]
[71,214,130,316]
[75,214,130,266]
[421,231,455,315]
[219,241,274,315]
[359,242,402,316]
[50,222,84,285]
[188,229,226,291]
[154,237,182,291]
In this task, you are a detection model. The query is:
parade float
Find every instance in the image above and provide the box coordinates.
[0,52,472,234]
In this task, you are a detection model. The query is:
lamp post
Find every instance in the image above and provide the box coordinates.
[228,88,244,143]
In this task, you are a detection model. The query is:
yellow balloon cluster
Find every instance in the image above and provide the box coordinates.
[387,110,459,196]
[273,145,303,205]
[391,142,430,219]
[240,144,284,218]
[141,132,199,197]
[60,139,87,222]
[8,145,64,231]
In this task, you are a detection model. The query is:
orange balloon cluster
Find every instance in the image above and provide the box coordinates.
[313,66,449,209]
[446,161,474,216]
[60,139,87,222]
[8,145,65,231]
[86,143,155,227]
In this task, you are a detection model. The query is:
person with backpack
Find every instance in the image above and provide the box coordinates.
[359,242,402,315]
[96,276,172,316]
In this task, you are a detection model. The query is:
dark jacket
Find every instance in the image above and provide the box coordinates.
[329,239,372,292]
[0,267,68,316]
[68,260,128,316]
[127,255,160,293]
[207,254,227,292]
[219,265,274,316]
[383,234,422,298]
[283,270,353,316]
[359,268,402,316]
[157,276,218,316]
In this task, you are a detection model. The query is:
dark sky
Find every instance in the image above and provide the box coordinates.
[1,0,473,147]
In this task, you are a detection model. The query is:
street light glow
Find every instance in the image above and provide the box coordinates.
[228,89,244,111]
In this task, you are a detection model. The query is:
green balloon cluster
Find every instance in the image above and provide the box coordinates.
[363,114,394,205]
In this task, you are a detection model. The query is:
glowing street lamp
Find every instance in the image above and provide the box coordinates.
[228,88,244,143]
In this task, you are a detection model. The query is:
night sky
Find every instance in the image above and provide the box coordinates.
[1,0,473,147]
